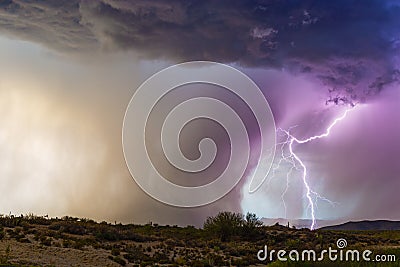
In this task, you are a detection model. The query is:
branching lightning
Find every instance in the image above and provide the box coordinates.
[273,107,356,230]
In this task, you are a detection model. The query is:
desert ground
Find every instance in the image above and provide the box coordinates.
[1,214,399,266]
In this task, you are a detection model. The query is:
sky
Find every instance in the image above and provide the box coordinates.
[0,0,399,227]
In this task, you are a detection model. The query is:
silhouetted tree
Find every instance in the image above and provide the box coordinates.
[242,212,263,238]
[203,211,244,241]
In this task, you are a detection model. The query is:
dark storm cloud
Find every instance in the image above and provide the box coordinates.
[0,0,97,51]
[1,0,400,102]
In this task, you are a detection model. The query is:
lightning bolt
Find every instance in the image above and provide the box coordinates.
[276,107,356,230]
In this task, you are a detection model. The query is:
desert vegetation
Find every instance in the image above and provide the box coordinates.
[0,212,399,266]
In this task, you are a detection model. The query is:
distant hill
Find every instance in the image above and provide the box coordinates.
[320,220,400,230]
[261,218,344,229]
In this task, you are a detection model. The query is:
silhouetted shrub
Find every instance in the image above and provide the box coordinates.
[49,221,86,235]
[241,212,263,239]
[123,245,150,263]
[204,211,244,241]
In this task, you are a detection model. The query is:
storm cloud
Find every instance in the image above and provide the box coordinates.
[1,0,400,102]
